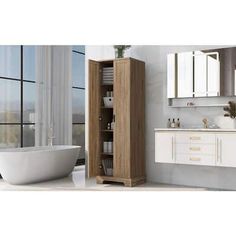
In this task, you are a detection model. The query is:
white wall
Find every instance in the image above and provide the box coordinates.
[85,45,236,190]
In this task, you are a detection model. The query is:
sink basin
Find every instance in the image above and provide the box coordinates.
[183,126,220,130]
[214,116,236,129]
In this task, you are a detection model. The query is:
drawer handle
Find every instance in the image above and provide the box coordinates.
[190,137,201,140]
[189,157,201,161]
[189,147,201,151]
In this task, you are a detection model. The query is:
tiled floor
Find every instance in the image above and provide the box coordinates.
[0,166,208,191]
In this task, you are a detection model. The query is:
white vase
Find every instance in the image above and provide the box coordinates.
[214,116,236,129]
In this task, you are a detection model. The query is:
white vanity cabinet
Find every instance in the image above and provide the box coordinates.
[216,134,236,167]
[155,129,236,168]
[155,132,175,163]
[175,133,216,166]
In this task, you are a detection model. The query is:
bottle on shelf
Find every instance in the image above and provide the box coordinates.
[171,119,175,128]
[106,90,113,97]
[103,141,108,153]
[111,117,115,130]
[176,118,180,128]
[167,118,171,128]
[107,141,113,153]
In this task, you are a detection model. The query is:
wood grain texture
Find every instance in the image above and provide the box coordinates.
[113,59,131,178]
[88,60,101,177]
[113,58,146,179]
[88,58,145,186]
[130,58,146,178]
[96,175,146,187]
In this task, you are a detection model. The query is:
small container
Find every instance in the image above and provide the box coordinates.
[103,97,113,108]
[171,119,175,128]
[107,141,113,153]
[167,118,171,128]
[176,118,180,128]
[106,168,113,176]
[111,118,115,130]
[103,142,108,153]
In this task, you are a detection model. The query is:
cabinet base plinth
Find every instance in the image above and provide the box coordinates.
[96,176,146,187]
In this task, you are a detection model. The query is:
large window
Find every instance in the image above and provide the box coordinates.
[72,46,85,165]
[0,46,35,148]
[0,45,85,155]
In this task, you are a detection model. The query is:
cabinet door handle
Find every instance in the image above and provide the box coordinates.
[171,137,174,160]
[190,136,201,140]
[189,147,201,151]
[220,139,222,163]
[189,157,201,161]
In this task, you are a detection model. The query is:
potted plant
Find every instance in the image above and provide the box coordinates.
[224,101,236,118]
[216,101,236,129]
[113,45,131,58]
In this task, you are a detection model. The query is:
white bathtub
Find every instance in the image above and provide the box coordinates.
[0,145,81,185]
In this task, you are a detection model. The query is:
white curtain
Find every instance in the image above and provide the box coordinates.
[35,46,72,146]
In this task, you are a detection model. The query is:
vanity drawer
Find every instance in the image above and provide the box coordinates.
[176,143,215,155]
[176,133,215,144]
[176,154,215,166]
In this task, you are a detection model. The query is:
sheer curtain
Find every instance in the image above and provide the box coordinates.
[35,46,72,146]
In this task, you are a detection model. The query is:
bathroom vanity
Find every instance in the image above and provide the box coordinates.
[155,129,236,167]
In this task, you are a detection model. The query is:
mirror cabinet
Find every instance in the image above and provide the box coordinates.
[167,47,236,99]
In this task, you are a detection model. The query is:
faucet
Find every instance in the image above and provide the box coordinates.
[202,118,208,129]
[48,127,55,146]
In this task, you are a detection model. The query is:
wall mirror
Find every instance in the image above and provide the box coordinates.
[167,47,236,98]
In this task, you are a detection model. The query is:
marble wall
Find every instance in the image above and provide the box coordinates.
[85,45,236,190]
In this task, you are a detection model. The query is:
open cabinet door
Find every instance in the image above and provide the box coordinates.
[88,60,101,177]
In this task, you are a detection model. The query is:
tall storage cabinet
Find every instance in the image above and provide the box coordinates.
[88,58,145,187]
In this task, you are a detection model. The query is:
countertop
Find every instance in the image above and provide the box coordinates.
[154,128,236,132]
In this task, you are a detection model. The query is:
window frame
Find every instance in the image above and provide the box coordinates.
[72,47,85,165]
[0,45,36,147]
[0,46,85,150]
[72,48,85,124]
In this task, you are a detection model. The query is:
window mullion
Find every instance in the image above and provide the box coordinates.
[20,46,23,147]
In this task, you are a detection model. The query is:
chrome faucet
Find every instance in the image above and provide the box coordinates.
[202,118,209,129]
[48,127,55,146]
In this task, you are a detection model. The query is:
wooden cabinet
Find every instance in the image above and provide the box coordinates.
[155,132,175,163]
[216,134,236,167]
[88,58,145,187]
[88,60,102,177]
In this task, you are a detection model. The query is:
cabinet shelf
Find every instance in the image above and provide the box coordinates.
[101,129,114,132]
[101,84,113,86]
[101,155,113,159]
[101,152,113,156]
[101,106,113,109]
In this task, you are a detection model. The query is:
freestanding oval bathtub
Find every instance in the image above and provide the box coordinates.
[0,145,81,185]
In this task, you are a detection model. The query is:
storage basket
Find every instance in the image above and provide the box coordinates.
[103,97,113,108]
[102,159,113,176]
